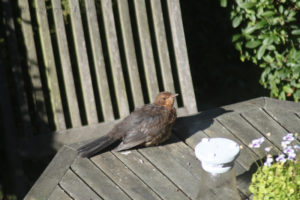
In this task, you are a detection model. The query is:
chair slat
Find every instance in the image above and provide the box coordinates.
[150,0,175,94]
[36,0,66,130]
[51,0,82,128]
[117,0,144,107]
[68,0,98,124]
[133,0,159,102]
[84,0,114,121]
[101,0,130,117]
[167,0,197,114]
[2,0,33,136]
[18,0,49,133]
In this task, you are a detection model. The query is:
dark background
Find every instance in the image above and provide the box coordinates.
[181,0,267,110]
[0,0,268,199]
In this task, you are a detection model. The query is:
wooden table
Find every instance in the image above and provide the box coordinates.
[24,97,300,200]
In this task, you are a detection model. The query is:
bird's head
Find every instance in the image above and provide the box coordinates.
[154,91,178,109]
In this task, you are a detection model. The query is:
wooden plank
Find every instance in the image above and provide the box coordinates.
[60,170,102,200]
[100,0,130,117]
[173,112,248,176]
[171,123,250,196]
[172,129,245,175]
[203,120,259,170]
[71,157,131,200]
[117,0,144,107]
[137,136,246,199]
[84,0,114,121]
[18,0,49,133]
[24,146,77,200]
[114,150,190,200]
[91,152,162,200]
[264,106,300,139]
[222,97,266,113]
[166,0,197,114]
[150,0,176,94]
[68,0,98,124]
[1,0,33,136]
[242,108,300,150]
[48,186,72,200]
[35,0,66,130]
[51,0,81,128]
[217,113,280,158]
[19,120,119,158]
[133,0,159,101]
[265,97,300,113]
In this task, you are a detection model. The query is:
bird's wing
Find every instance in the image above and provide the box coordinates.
[113,105,169,151]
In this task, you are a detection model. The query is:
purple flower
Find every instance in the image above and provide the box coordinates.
[293,144,300,150]
[281,140,292,147]
[287,152,296,161]
[275,154,286,163]
[283,146,294,154]
[249,137,265,148]
[282,133,295,141]
[264,157,273,166]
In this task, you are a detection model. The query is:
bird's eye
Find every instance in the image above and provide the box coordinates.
[162,97,166,100]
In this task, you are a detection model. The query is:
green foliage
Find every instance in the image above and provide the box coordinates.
[249,161,300,200]
[224,0,300,101]
[0,185,17,200]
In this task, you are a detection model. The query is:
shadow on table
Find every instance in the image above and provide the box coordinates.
[173,107,232,141]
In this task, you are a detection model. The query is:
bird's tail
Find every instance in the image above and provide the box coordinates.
[77,135,116,158]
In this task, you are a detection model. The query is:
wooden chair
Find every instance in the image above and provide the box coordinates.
[1,0,197,197]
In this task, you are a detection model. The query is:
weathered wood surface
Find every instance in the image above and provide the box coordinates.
[24,146,77,200]
[166,0,197,114]
[133,0,160,102]
[1,0,33,136]
[51,0,82,128]
[84,0,115,121]
[36,0,66,130]
[18,0,49,133]
[24,97,300,199]
[117,0,144,108]
[48,186,72,200]
[6,0,199,139]
[101,0,130,118]
[68,0,98,124]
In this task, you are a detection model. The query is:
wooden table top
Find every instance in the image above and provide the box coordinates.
[25,97,300,200]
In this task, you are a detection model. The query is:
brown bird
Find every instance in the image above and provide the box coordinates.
[78,91,178,157]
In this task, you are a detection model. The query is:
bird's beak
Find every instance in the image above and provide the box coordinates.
[171,93,179,98]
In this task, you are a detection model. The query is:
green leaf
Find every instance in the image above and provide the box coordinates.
[263,37,273,46]
[267,45,276,51]
[244,25,257,34]
[257,45,267,60]
[263,55,274,63]
[283,85,293,94]
[261,11,275,17]
[293,89,300,102]
[232,15,243,28]
[220,0,227,7]
[232,34,242,42]
[255,20,267,29]
[279,5,284,14]
[291,29,300,35]
[246,40,261,48]
[235,42,242,52]
[236,0,255,9]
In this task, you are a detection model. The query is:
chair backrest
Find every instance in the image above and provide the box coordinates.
[2,0,197,137]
